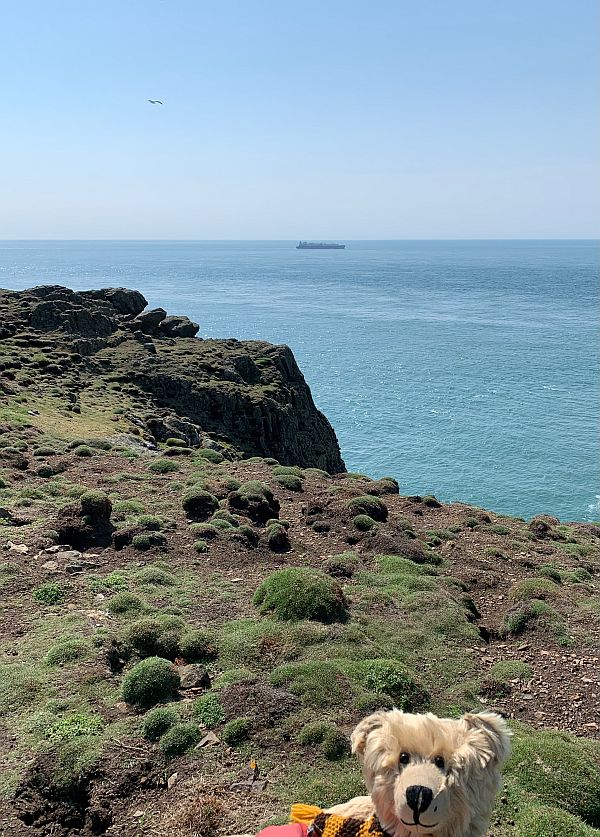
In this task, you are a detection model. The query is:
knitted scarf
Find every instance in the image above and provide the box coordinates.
[290,805,391,837]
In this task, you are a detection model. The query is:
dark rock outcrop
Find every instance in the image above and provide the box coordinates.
[30,300,116,336]
[132,308,167,334]
[159,315,199,338]
[80,287,147,316]
[0,285,345,471]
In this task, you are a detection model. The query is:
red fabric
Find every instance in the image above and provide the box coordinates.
[257,824,308,837]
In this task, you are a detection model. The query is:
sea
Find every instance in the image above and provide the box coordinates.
[0,240,598,522]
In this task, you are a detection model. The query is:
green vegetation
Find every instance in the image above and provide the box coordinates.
[515,805,599,836]
[509,578,561,601]
[194,693,225,728]
[107,591,145,615]
[270,660,352,708]
[489,660,533,681]
[131,531,167,550]
[505,725,600,827]
[122,657,181,708]
[80,489,112,519]
[113,498,145,515]
[73,445,93,457]
[222,717,251,745]
[136,566,175,586]
[137,513,163,530]
[254,568,349,623]
[501,599,565,636]
[274,473,303,491]
[182,488,219,519]
[266,522,291,551]
[180,629,218,662]
[149,458,179,474]
[45,639,91,667]
[347,495,388,521]
[141,706,178,741]
[347,659,429,710]
[159,721,201,757]
[298,721,348,759]
[353,514,376,531]
[189,522,219,538]
[32,581,64,605]
[195,448,224,463]
[121,615,186,659]
[272,466,304,477]
[538,564,562,583]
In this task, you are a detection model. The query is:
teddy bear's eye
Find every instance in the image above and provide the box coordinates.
[433,756,445,770]
[399,752,410,765]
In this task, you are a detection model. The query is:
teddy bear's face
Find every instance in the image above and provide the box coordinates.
[351,710,511,837]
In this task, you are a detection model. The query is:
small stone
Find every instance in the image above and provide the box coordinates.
[42,560,59,571]
[197,731,219,748]
[56,550,82,561]
[8,542,29,554]
[167,771,178,790]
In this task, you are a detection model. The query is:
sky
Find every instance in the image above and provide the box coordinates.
[1,1,598,239]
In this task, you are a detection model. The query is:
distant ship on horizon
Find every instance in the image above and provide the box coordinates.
[296,241,346,250]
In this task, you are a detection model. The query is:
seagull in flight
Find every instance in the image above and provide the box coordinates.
[148,99,163,105]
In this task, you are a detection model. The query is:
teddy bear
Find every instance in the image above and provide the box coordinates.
[257,709,511,837]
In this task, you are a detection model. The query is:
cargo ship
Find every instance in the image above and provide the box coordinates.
[296,241,345,249]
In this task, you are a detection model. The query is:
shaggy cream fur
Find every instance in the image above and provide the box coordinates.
[326,710,511,837]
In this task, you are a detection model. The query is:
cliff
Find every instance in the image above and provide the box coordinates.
[0,285,345,473]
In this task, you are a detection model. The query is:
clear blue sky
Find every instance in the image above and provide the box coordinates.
[1,1,598,239]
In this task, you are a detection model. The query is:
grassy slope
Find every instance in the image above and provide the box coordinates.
[0,368,600,837]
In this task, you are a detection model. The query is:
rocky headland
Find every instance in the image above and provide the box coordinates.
[0,286,599,837]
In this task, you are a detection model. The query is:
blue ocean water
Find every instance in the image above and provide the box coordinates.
[0,240,598,522]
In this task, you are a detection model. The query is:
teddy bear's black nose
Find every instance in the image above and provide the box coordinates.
[406,785,433,814]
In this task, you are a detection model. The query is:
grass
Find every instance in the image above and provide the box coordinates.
[509,578,561,602]
[159,722,201,757]
[45,639,92,667]
[221,717,251,745]
[346,495,388,522]
[122,657,181,708]
[297,722,348,760]
[504,724,600,827]
[489,660,533,681]
[32,581,64,605]
[107,591,146,615]
[270,660,354,708]
[149,459,179,474]
[141,706,178,741]
[194,694,225,728]
[254,568,349,623]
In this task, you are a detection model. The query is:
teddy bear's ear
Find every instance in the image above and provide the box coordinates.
[351,711,389,757]
[458,711,512,770]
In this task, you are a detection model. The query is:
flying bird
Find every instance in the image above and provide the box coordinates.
[148,99,163,105]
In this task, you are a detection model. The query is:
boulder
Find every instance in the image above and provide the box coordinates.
[178,664,211,690]
[159,315,200,338]
[81,288,147,317]
[133,308,167,335]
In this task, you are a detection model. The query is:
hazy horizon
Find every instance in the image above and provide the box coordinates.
[2,1,598,239]
[1,237,599,242]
